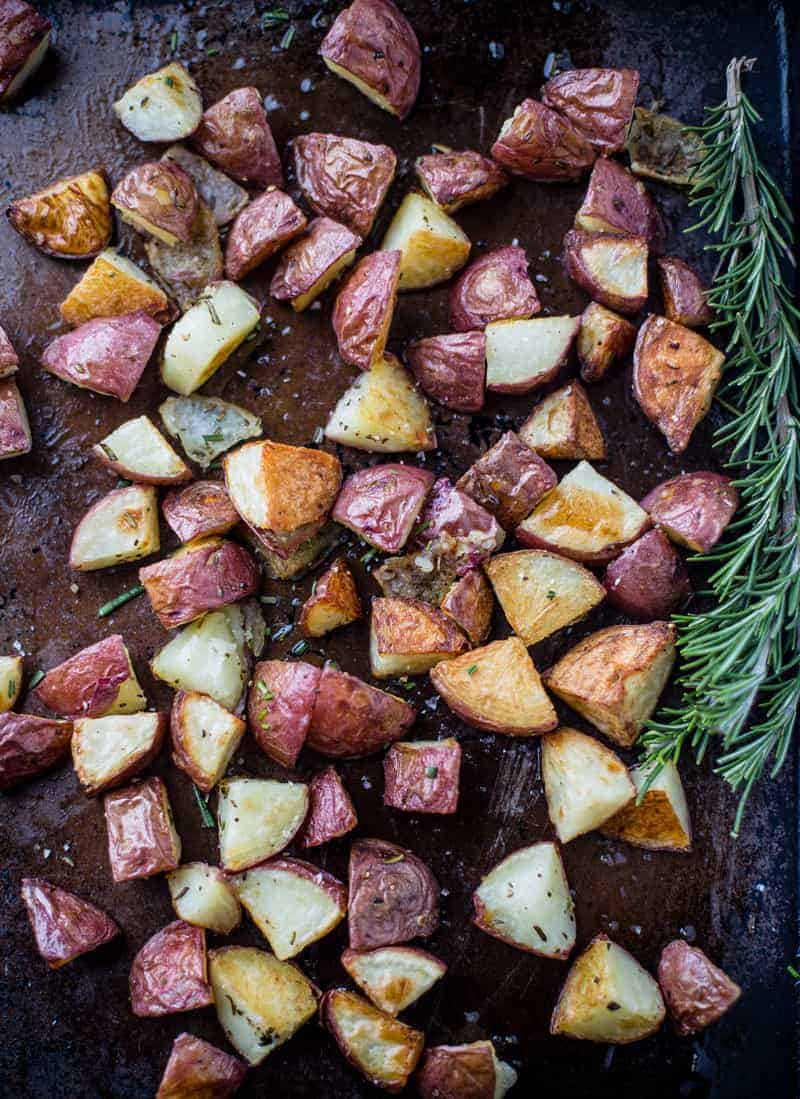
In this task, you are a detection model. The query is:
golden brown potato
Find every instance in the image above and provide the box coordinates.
[111,161,199,246]
[406,331,486,413]
[657,941,741,1036]
[191,86,282,188]
[292,133,396,238]
[381,193,471,291]
[59,249,174,327]
[577,301,637,383]
[449,245,540,332]
[541,727,634,843]
[217,777,309,872]
[544,622,677,747]
[563,230,648,315]
[456,430,556,530]
[491,98,596,181]
[0,378,31,459]
[541,68,640,153]
[300,557,362,637]
[658,256,713,328]
[155,1032,247,1099]
[7,169,111,259]
[224,188,307,281]
[519,381,606,460]
[170,689,246,793]
[641,471,737,553]
[270,216,360,312]
[144,201,224,312]
[341,945,446,1016]
[626,107,705,187]
[325,353,436,453]
[0,0,51,104]
[415,148,509,213]
[439,569,493,646]
[332,249,401,370]
[633,315,724,453]
[575,158,664,251]
[369,597,469,678]
[321,988,424,1091]
[600,761,692,852]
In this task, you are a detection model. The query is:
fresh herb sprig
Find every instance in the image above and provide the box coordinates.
[639,58,800,836]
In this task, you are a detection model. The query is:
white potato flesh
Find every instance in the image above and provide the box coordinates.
[223,440,268,528]
[325,990,423,1089]
[209,946,317,1066]
[167,862,241,933]
[485,317,580,392]
[474,843,576,958]
[1,29,51,104]
[94,415,190,483]
[113,63,203,142]
[71,712,162,795]
[342,946,446,1016]
[111,659,147,714]
[323,57,397,116]
[0,655,24,712]
[232,863,345,960]
[69,485,160,571]
[580,236,647,306]
[324,356,435,453]
[381,193,470,290]
[174,691,245,790]
[492,1053,518,1099]
[542,728,635,843]
[161,281,261,396]
[217,778,309,872]
[602,761,692,851]
[151,607,249,711]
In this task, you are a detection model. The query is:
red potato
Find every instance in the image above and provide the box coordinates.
[291,133,397,238]
[0,0,50,103]
[370,597,469,678]
[603,529,691,619]
[0,322,18,377]
[144,201,224,313]
[170,690,246,793]
[449,246,540,332]
[111,161,199,246]
[69,484,160,571]
[577,301,637,383]
[485,315,581,393]
[341,945,445,1017]
[59,249,174,328]
[658,941,741,1036]
[191,86,283,188]
[156,1033,247,1099]
[163,481,240,543]
[563,230,648,315]
[104,776,181,882]
[300,557,362,637]
[440,568,493,646]
[224,189,307,281]
[271,217,361,311]
[306,662,415,758]
[416,1042,517,1099]
[348,838,439,949]
[641,471,738,553]
[519,381,606,461]
[321,988,424,1092]
[72,712,167,795]
[0,378,31,459]
[414,477,505,572]
[248,660,321,768]
[320,0,421,121]
[139,538,261,629]
[491,98,596,181]
[576,158,664,252]
[298,765,358,848]
[41,312,162,401]
[94,416,191,485]
[0,713,72,790]
[456,430,557,530]
[20,879,119,969]
[406,330,486,413]
[383,737,461,814]
[7,168,111,259]
[415,148,509,213]
[658,257,713,328]
[542,67,640,154]
[163,143,250,228]
[333,463,434,553]
[217,777,309,872]
[332,249,401,370]
[130,920,212,1018]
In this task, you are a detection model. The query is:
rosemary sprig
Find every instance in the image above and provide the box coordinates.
[639,58,800,836]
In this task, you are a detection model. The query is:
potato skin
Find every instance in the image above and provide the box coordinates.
[320,988,425,1092]
[7,169,111,258]
[191,86,283,188]
[139,539,261,629]
[332,249,401,370]
[271,216,361,304]
[306,662,415,758]
[440,568,493,646]
[298,765,358,848]
[603,529,690,619]
[406,331,486,413]
[163,144,249,228]
[333,463,434,553]
[542,67,640,154]
[640,471,738,553]
[111,161,199,245]
[224,188,307,281]
[35,634,135,719]
[156,1032,247,1099]
[0,378,31,458]
[657,941,741,1036]
[415,1041,497,1099]
[414,477,505,572]
[20,878,119,969]
[0,322,18,376]
[41,312,162,401]
[491,98,595,181]
[658,256,713,328]
[563,229,648,315]
[0,713,72,790]
[577,158,664,251]
[0,0,50,102]
[456,430,556,530]
[248,659,321,768]
[577,301,636,383]
[348,838,439,949]
[162,480,240,543]
[292,133,396,237]
[130,920,212,1018]
[415,149,509,213]
[448,246,540,332]
[104,777,180,882]
[384,738,461,815]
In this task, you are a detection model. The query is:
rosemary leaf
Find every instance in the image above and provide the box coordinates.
[193,784,216,829]
[98,584,145,618]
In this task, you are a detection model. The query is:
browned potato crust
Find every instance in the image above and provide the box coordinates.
[576,158,664,251]
[0,0,50,103]
[348,838,439,949]
[456,430,556,530]
[448,245,540,332]
[59,251,174,327]
[224,188,307,281]
[603,529,691,619]
[658,256,713,327]
[406,330,486,413]
[20,878,119,969]
[332,249,401,370]
[292,133,397,237]
[155,1032,247,1099]
[439,569,493,646]
[191,86,283,188]
[542,67,640,153]
[577,301,637,383]
[415,148,509,213]
[519,381,606,460]
[640,471,738,553]
[563,229,648,315]
[111,161,199,246]
[320,988,425,1091]
[7,169,111,258]
[300,557,362,637]
[370,596,469,677]
[491,98,596,181]
[657,941,741,1036]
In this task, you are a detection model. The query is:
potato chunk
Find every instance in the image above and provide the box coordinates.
[0,378,31,459]
[129,920,212,1018]
[167,862,242,934]
[415,148,509,213]
[640,471,738,553]
[7,169,111,258]
[72,711,167,795]
[520,381,606,460]
[485,315,580,393]
[601,761,692,852]
[217,777,309,872]
[170,690,245,793]
[416,1041,517,1099]
[59,249,173,327]
[626,107,705,187]
[457,431,556,531]
[224,188,307,281]
[544,622,677,747]
[69,484,159,571]
[21,878,118,969]
[603,529,691,619]
[449,245,540,332]
[414,476,505,569]
[42,312,162,401]
[383,737,461,815]
[440,569,494,646]
[0,322,18,378]
[113,62,202,142]
[307,662,415,758]
[104,776,181,882]
[657,941,741,1036]
[370,597,469,678]
[191,87,282,188]
[111,160,199,245]
[333,463,434,553]
[160,394,261,469]
[292,132,396,237]
[348,837,439,949]
[299,766,358,849]
[163,143,249,227]
[248,659,320,769]
[575,158,664,250]
[341,945,446,1016]
[300,557,362,637]
[0,0,50,104]
[382,192,471,291]
[271,216,360,311]
[406,330,486,413]
[491,98,595,181]
[162,481,239,543]
[325,354,436,453]
[577,301,637,383]
[658,256,713,328]
[332,249,401,370]
[542,68,640,154]
[0,655,23,713]
[155,1033,246,1099]
[564,230,648,314]
[541,727,634,843]
[35,636,142,720]
[321,988,424,1091]
[0,713,72,790]
[144,200,224,312]
[94,416,190,484]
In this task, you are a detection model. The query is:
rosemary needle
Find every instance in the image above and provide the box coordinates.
[98,584,145,618]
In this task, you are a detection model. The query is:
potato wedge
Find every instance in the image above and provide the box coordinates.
[491,97,595,181]
[657,941,741,1036]
[626,107,705,187]
[603,529,691,619]
[370,597,469,678]
[163,143,249,227]
[156,1033,247,1099]
[542,67,640,154]
[414,476,505,568]
[382,192,470,291]
[415,148,509,213]
[541,727,634,843]
[209,946,317,1066]
[7,168,111,259]
[473,842,576,958]
[69,484,159,571]
[224,188,307,281]
[457,430,556,530]
[564,230,648,314]
[72,711,166,796]
[406,330,486,413]
[0,713,72,790]
[104,776,181,882]
[59,249,173,327]
[577,301,637,383]
[416,1041,517,1099]
[325,353,436,453]
[430,636,557,736]
[42,312,162,401]
[383,737,461,814]
[575,158,664,251]
[248,659,321,768]
[440,569,493,646]
[111,160,199,245]
[298,765,358,848]
[144,200,224,312]
[271,216,361,311]
[140,537,260,629]
[130,920,212,1018]
[349,837,439,949]
[332,249,401,370]
[300,557,362,637]
[94,416,191,484]
[341,946,446,1016]
[0,378,31,459]
[333,463,434,553]
[0,655,23,712]
[217,777,309,872]
[485,549,605,646]
[0,322,18,377]
[191,87,282,188]
[307,662,415,758]
[231,856,347,960]
[113,62,202,143]
[485,315,580,393]
[449,246,540,332]
[0,0,50,104]
[160,394,261,469]
[170,690,245,793]
[601,761,692,852]
[519,381,606,460]
[516,461,650,564]
[20,878,118,969]
[658,256,712,328]
[321,988,424,1091]
[292,133,396,237]
[641,471,737,554]
[167,862,241,934]
[544,622,677,747]
[633,315,724,453]
[163,481,239,543]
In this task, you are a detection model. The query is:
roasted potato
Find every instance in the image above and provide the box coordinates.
[249,522,339,582]
[348,838,439,949]
[0,0,50,104]
[42,311,162,401]
[0,322,18,377]
[374,550,460,607]
[406,330,486,413]
[370,597,469,677]
[231,856,347,960]
[94,415,191,484]
[114,62,202,142]
[300,557,362,637]
[603,529,691,619]
[319,0,421,120]
[325,353,436,452]
[160,394,261,469]
[104,776,181,882]
[551,935,665,1043]
[0,378,31,459]
[381,192,471,291]
[544,622,677,747]
[414,476,505,569]
[563,230,648,315]
[170,689,246,793]
[633,315,724,453]
[299,765,358,848]
[576,158,664,251]
[341,945,445,1017]
[163,143,249,227]
[516,461,651,564]
[541,727,634,843]
[192,86,282,187]
[641,471,737,553]
[473,842,576,958]
[167,862,242,934]
[485,315,580,393]
[519,381,606,460]
[657,941,741,1036]
[155,1033,247,1099]
[292,132,397,238]
[485,549,605,646]
[217,776,309,872]
[271,216,361,311]
[322,988,424,1091]
[658,256,712,328]
[430,636,557,736]
[626,107,705,187]
[248,659,321,768]
[449,245,540,332]
[140,538,260,629]
[333,463,434,553]
[307,662,415,758]
[0,654,23,712]
[163,480,239,543]
[600,761,692,852]
[72,711,166,796]
[416,1041,517,1099]
[457,430,556,530]
[577,301,637,383]
[69,484,159,571]
[111,161,198,246]
[208,946,318,1066]
[383,737,461,815]
[224,188,307,281]
[332,249,401,370]
[7,169,111,259]
[415,148,509,213]
[130,920,212,1018]
[491,98,595,181]
[144,200,224,312]
[439,568,493,646]
[59,249,174,327]
[20,878,119,969]
[0,713,72,790]
[542,67,640,153]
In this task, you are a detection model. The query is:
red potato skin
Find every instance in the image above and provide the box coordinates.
[130,920,212,1018]
[440,569,493,646]
[448,246,540,332]
[170,690,245,793]
[260,855,348,910]
[406,331,486,413]
[333,463,435,553]
[0,0,50,101]
[320,988,424,1093]
[35,634,133,718]
[0,378,31,457]
[104,777,180,882]
[456,430,557,530]
[271,216,362,303]
[298,765,358,848]
[384,739,461,815]
[40,312,162,401]
[224,188,307,281]
[111,161,199,244]
[491,98,596,181]
[658,940,741,1036]
[349,838,439,949]
[578,158,665,252]
[248,659,321,768]
[415,150,509,212]
[291,134,397,238]
[414,477,505,572]
[306,662,415,758]
[332,249,401,370]
[0,322,18,375]
[191,87,283,188]
[162,481,240,543]
[563,228,648,316]
[603,529,691,619]
[542,67,640,153]
[415,1042,497,1099]
[320,0,421,121]
[20,878,119,969]
[139,540,261,629]
[641,472,738,553]
[156,1032,247,1099]
[658,257,713,328]
[0,713,72,791]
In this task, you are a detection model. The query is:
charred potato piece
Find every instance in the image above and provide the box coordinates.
[383,737,461,815]
[192,87,282,187]
[292,133,397,238]
[42,311,162,401]
[348,837,439,949]
[144,200,224,312]
[59,249,173,327]
[0,378,31,459]
[439,568,493,646]
[658,256,713,328]
[563,230,648,315]
[170,689,246,793]
[94,415,191,484]
[307,662,415,758]
[224,189,307,281]
[7,169,111,259]
[130,920,212,1018]
[641,471,737,553]
[603,529,691,619]
[341,945,445,1017]
[542,67,640,154]
[20,878,119,969]
[217,776,309,872]
[600,761,692,852]
[271,216,360,311]
[633,315,724,453]
[577,301,637,383]
[333,463,435,553]
[300,557,362,637]
[0,322,18,377]
[449,245,540,332]
[156,1033,247,1099]
[626,107,705,187]
[325,353,436,452]
[72,711,166,795]
[163,480,239,543]
[485,315,580,393]
[415,148,509,214]
[491,98,595,181]
[167,862,242,934]
[163,143,249,227]
[519,381,606,460]
[416,1041,517,1099]
[111,161,198,245]
[248,659,321,768]
[576,158,664,251]
[541,727,634,843]
[381,192,471,291]
[114,62,202,142]
[298,765,358,848]
[658,941,741,1036]
[159,394,261,469]
[0,0,50,104]
[406,330,486,413]
[457,430,556,530]
[370,597,469,678]
[414,476,505,568]
[0,713,72,790]
[321,988,424,1091]
[104,776,181,882]
[0,654,23,712]
[332,249,401,370]
[69,484,159,571]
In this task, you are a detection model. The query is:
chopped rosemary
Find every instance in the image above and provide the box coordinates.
[169,30,178,52]
[193,784,216,829]
[425,765,438,779]
[8,678,16,699]
[360,548,377,565]
[271,623,293,641]
[290,639,309,657]
[260,595,279,605]
[467,665,478,676]
[257,681,274,700]
[98,584,145,618]
[261,8,290,29]
[29,670,45,689]
[280,24,295,49]
[203,433,225,443]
